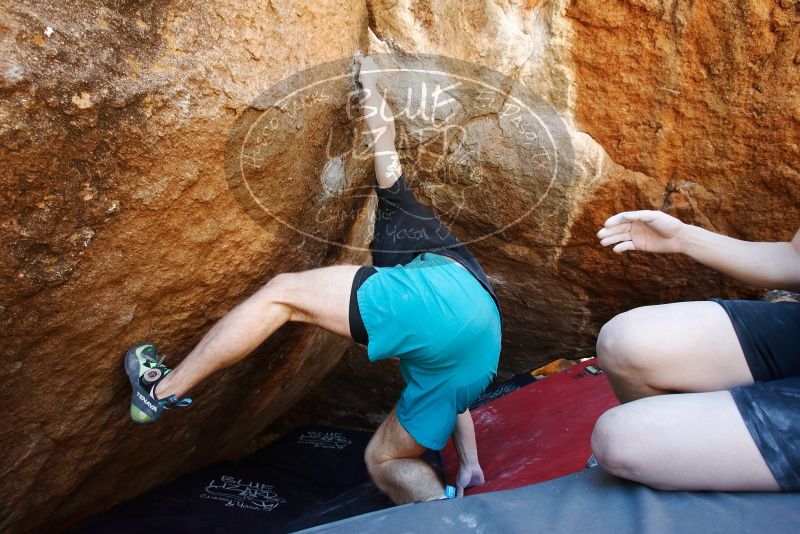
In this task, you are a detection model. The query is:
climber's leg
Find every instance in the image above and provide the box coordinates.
[152,265,361,400]
[364,408,445,504]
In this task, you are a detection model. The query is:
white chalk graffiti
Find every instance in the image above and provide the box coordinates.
[297,431,352,450]
[200,475,285,512]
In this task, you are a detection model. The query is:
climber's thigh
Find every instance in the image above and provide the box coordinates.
[266,264,361,338]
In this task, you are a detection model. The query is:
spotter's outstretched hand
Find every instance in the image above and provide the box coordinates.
[597,210,688,254]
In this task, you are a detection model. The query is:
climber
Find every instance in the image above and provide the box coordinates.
[124,55,501,504]
[591,211,800,492]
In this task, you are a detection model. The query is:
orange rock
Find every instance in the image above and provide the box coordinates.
[3,1,799,531]
[1,1,370,531]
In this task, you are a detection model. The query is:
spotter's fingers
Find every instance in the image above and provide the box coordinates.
[603,212,629,228]
[600,233,632,247]
[612,240,637,254]
[597,222,631,239]
[620,210,659,223]
[603,210,658,228]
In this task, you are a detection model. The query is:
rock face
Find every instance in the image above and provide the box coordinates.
[1,0,371,531]
[1,0,798,531]
[284,0,799,430]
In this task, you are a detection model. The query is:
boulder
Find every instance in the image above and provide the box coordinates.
[284,0,799,429]
[0,0,370,530]
[2,0,798,530]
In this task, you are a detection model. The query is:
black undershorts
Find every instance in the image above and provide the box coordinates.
[347,175,500,346]
[711,298,800,491]
[348,266,377,345]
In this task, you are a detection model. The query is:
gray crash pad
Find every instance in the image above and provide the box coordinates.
[298,467,800,534]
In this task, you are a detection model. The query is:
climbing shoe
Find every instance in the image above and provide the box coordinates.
[124,341,192,424]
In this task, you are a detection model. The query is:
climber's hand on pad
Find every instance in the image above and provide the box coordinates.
[456,462,485,498]
[598,210,688,254]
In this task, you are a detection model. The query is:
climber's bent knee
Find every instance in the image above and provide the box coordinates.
[365,409,428,487]
[259,264,362,338]
[365,409,427,466]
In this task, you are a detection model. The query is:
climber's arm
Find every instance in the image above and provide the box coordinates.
[357,55,403,188]
[452,409,485,497]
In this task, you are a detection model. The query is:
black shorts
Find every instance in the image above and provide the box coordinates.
[348,265,377,345]
[347,175,500,346]
[711,299,800,490]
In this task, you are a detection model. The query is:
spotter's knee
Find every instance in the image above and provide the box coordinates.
[592,409,627,474]
[596,308,652,376]
[591,407,649,482]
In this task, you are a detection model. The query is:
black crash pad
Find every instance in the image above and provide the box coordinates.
[73,426,399,533]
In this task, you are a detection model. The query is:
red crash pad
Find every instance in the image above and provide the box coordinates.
[443,358,619,495]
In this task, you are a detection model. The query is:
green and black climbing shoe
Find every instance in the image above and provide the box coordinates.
[124,341,192,424]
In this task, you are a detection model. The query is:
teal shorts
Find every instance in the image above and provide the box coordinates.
[356,252,502,450]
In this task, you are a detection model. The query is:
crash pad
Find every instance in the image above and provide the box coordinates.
[443,358,619,494]
[299,466,800,534]
[72,426,395,533]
